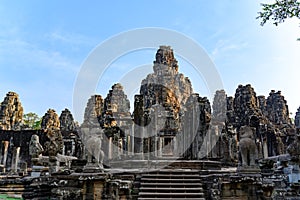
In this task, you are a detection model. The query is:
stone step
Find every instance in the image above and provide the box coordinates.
[142,174,200,178]
[138,170,205,199]
[140,187,204,192]
[141,182,203,187]
[146,169,200,173]
[138,192,204,197]
[138,198,205,200]
[0,187,25,192]
[140,178,202,183]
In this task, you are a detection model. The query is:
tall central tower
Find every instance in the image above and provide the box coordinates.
[133,46,193,157]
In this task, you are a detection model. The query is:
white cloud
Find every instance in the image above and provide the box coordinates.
[211,38,248,60]
[46,31,98,47]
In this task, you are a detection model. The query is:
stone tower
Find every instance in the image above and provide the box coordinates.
[212,90,227,123]
[101,83,131,128]
[41,109,60,130]
[266,90,290,125]
[0,92,23,130]
[233,84,261,126]
[132,46,195,158]
[59,108,77,132]
[41,109,63,155]
[136,46,193,132]
[82,95,104,128]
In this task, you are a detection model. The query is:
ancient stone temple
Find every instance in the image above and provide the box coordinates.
[0,91,23,130]
[0,46,300,199]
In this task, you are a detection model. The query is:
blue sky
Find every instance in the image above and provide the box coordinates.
[1,0,300,122]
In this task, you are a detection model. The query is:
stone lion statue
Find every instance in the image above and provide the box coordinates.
[29,134,44,159]
[85,127,105,168]
[239,125,257,167]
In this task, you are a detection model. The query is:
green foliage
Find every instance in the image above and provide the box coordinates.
[23,112,41,130]
[257,0,300,26]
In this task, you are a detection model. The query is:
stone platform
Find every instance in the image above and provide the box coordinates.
[109,159,221,170]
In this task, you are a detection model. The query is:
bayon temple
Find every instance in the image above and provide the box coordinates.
[0,46,300,199]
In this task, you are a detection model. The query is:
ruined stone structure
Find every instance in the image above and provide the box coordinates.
[0,46,299,199]
[0,92,23,130]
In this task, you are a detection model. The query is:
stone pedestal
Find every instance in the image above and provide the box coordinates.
[31,165,44,177]
[237,166,261,176]
[19,162,27,175]
[49,156,59,174]
[81,175,107,200]
[83,163,103,173]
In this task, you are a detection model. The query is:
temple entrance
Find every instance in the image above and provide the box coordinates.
[162,137,174,156]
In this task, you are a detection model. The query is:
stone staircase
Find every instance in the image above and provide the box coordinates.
[138,169,205,200]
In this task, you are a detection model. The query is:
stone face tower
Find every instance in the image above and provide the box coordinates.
[266,90,290,125]
[82,95,104,128]
[132,46,195,158]
[0,92,24,130]
[59,108,77,132]
[136,46,193,132]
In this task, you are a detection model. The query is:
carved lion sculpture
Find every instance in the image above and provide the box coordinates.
[85,128,105,168]
[239,125,257,167]
[29,134,44,159]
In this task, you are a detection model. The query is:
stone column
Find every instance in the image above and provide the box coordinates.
[71,140,75,155]
[134,125,144,159]
[141,127,145,158]
[2,141,9,167]
[0,141,3,166]
[173,137,177,157]
[127,135,131,156]
[62,144,65,155]
[154,136,158,157]
[263,140,268,158]
[11,146,20,173]
[108,137,113,160]
[158,137,163,157]
[130,124,134,156]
